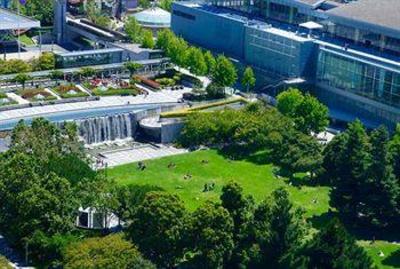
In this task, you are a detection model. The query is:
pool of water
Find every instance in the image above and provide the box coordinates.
[0,103,160,131]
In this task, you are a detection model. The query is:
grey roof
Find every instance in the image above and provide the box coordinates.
[0,8,40,30]
[54,48,124,57]
[327,0,400,33]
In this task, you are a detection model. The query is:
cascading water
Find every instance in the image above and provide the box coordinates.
[76,113,137,144]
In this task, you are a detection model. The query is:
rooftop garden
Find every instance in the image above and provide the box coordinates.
[85,78,141,97]
[53,84,89,99]
[17,88,57,102]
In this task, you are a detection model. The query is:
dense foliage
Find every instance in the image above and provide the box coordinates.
[0,53,55,75]
[64,234,155,269]
[179,102,322,176]
[277,88,329,134]
[323,120,400,228]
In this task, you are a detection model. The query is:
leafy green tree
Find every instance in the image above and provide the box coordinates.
[168,37,189,67]
[156,29,175,50]
[220,181,254,268]
[10,118,85,164]
[64,234,155,269]
[326,120,371,221]
[292,218,373,269]
[127,192,186,268]
[114,184,164,221]
[230,188,307,269]
[14,73,32,90]
[16,0,54,26]
[187,202,234,268]
[365,126,400,227]
[276,88,304,117]
[275,130,322,177]
[49,70,64,84]
[212,55,238,88]
[389,124,400,179]
[296,93,329,134]
[0,153,78,244]
[141,30,155,49]
[277,88,329,134]
[241,66,256,92]
[124,61,142,77]
[159,0,173,11]
[138,0,151,8]
[205,82,225,99]
[204,50,216,76]
[125,16,143,43]
[38,52,55,70]
[186,47,207,76]
[79,67,95,81]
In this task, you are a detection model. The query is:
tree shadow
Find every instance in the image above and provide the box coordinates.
[310,212,400,242]
[382,249,400,268]
[308,211,339,230]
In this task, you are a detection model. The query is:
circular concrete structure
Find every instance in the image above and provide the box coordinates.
[132,7,171,30]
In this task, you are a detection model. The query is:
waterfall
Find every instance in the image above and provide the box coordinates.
[75,113,137,144]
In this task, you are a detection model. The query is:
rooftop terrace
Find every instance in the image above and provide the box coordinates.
[0,8,40,30]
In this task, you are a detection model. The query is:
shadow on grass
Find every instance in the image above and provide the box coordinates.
[382,249,400,268]
[310,212,400,243]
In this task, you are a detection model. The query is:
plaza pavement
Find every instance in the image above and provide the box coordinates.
[99,144,188,167]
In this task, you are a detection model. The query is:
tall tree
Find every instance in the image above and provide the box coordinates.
[204,50,216,76]
[277,88,329,134]
[185,47,207,76]
[389,124,400,179]
[124,61,142,77]
[241,66,256,92]
[220,181,254,268]
[328,120,372,221]
[125,16,143,43]
[365,126,400,227]
[141,30,155,49]
[0,153,78,244]
[64,234,155,269]
[187,202,234,268]
[127,192,186,268]
[292,218,373,269]
[212,55,238,88]
[14,73,32,90]
[244,188,307,269]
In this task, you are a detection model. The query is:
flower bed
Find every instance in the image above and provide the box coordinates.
[17,88,57,102]
[53,84,89,99]
[92,85,140,96]
[0,93,17,107]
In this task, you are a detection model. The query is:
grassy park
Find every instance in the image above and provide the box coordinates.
[108,149,400,269]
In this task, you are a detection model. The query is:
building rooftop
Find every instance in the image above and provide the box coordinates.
[327,0,400,34]
[0,8,40,30]
[132,7,171,28]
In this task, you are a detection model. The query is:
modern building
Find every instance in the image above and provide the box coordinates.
[171,0,400,128]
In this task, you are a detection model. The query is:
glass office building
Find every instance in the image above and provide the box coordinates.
[55,48,123,68]
[316,48,400,109]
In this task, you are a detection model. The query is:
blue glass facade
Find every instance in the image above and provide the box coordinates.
[171,2,400,127]
[172,4,246,59]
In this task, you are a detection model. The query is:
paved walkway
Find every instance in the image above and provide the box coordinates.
[76,84,92,96]
[0,89,190,123]
[44,88,61,100]
[100,144,188,167]
[6,93,29,105]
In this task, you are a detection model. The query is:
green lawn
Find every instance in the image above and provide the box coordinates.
[109,150,330,215]
[19,34,35,46]
[108,149,400,269]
